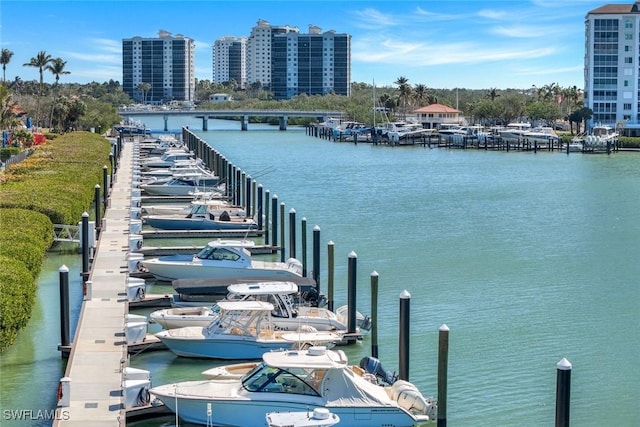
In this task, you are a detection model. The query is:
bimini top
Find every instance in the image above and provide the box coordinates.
[227,282,298,297]
[262,346,348,370]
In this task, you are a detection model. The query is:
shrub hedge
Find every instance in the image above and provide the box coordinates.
[0,132,112,351]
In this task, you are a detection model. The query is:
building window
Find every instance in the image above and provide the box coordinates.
[625,57,633,63]
[625,33,633,40]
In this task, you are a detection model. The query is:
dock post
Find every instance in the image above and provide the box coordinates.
[370,271,379,358]
[235,168,241,206]
[102,165,109,205]
[257,184,263,231]
[94,185,101,238]
[81,212,90,281]
[312,226,321,293]
[301,217,307,277]
[264,189,270,245]
[555,358,572,427]
[59,265,70,349]
[280,202,286,262]
[326,239,334,311]
[109,154,114,185]
[271,195,278,249]
[437,324,450,427]
[347,251,358,336]
[289,208,296,259]
[245,176,252,218]
[398,290,411,381]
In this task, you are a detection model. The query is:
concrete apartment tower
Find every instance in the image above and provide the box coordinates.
[585,2,640,135]
[213,36,247,89]
[122,30,196,104]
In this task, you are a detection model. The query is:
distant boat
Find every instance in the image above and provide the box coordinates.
[523,126,560,145]
[499,122,532,143]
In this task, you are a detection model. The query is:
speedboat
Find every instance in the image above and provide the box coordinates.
[150,346,437,426]
[139,149,195,169]
[143,198,245,221]
[498,122,531,143]
[149,282,372,334]
[586,125,618,148]
[523,126,559,145]
[139,239,308,284]
[154,300,341,359]
[142,203,256,230]
[140,176,222,197]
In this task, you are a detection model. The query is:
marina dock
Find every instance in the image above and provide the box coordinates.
[54,137,136,426]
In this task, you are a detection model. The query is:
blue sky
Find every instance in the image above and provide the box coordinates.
[1,0,623,90]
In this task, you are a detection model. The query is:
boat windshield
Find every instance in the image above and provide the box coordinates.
[242,363,324,396]
[196,246,241,261]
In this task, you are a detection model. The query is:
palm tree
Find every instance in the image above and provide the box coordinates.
[394,76,412,119]
[413,84,428,107]
[137,82,151,104]
[23,50,53,128]
[486,87,500,102]
[1,49,14,82]
[46,58,70,129]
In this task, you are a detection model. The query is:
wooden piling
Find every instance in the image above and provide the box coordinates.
[555,358,572,427]
[347,251,357,336]
[398,290,410,381]
[58,265,70,349]
[327,240,334,312]
[370,271,379,358]
[437,324,450,427]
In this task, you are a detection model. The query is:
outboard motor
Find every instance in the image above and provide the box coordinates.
[301,287,327,307]
[360,356,398,385]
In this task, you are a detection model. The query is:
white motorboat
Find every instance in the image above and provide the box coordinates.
[149,282,372,334]
[140,176,222,197]
[139,239,308,285]
[150,346,437,426]
[139,149,195,169]
[523,126,559,145]
[566,137,584,152]
[383,121,428,143]
[266,407,340,427]
[586,125,618,147]
[498,122,532,143]
[143,197,245,220]
[154,300,341,359]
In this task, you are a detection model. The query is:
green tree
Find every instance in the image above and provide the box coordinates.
[46,58,70,129]
[394,76,412,119]
[23,51,53,128]
[525,101,562,125]
[0,85,20,130]
[1,49,14,82]
[136,82,151,104]
[486,87,500,101]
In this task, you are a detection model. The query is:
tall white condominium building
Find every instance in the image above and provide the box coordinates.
[246,19,299,89]
[585,2,640,135]
[213,36,247,89]
[122,30,195,104]
[271,25,351,100]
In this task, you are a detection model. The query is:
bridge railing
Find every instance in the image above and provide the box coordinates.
[53,224,80,243]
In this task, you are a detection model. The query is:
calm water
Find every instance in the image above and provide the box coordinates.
[2,117,638,426]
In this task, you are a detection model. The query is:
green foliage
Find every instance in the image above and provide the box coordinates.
[618,136,640,148]
[0,208,53,276]
[0,256,36,351]
[0,131,111,224]
[0,147,20,161]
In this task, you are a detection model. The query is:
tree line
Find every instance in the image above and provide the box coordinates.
[1,48,594,139]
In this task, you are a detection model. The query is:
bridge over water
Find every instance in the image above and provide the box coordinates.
[118,109,345,131]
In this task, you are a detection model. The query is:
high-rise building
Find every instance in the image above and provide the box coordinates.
[271,25,351,100]
[213,36,247,89]
[246,20,300,90]
[584,3,640,133]
[215,20,351,100]
[122,30,195,104]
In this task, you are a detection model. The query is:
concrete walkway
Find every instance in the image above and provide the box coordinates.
[54,136,136,426]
